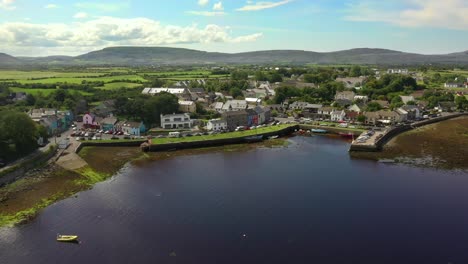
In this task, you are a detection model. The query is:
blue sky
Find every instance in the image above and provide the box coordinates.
[0,0,467,56]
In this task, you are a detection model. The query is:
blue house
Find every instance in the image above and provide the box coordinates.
[121,121,146,136]
[101,117,118,131]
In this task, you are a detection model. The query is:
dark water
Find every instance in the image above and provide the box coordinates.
[1,136,468,264]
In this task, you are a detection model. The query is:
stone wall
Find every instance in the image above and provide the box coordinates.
[0,146,58,186]
[145,125,298,152]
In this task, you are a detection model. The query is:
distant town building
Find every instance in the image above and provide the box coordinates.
[178,100,196,113]
[222,110,248,131]
[335,77,366,89]
[387,69,409,74]
[444,82,463,88]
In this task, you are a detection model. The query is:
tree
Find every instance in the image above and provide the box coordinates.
[366,102,382,112]
[230,87,243,98]
[357,115,366,123]
[142,93,179,126]
[455,96,468,110]
[254,71,267,82]
[230,71,248,81]
[350,66,362,77]
[0,111,39,156]
[268,72,283,83]
[25,94,36,106]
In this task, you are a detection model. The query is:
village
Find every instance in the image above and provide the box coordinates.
[20,72,466,144]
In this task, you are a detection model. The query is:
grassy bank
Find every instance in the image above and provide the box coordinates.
[0,146,143,228]
[151,124,295,144]
[351,117,468,169]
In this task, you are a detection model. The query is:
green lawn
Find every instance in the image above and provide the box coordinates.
[152,124,295,144]
[9,87,93,96]
[95,82,143,90]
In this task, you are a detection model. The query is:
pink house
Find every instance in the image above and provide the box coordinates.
[83,113,101,128]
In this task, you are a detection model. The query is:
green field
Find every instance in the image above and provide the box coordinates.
[95,82,143,90]
[0,70,108,80]
[14,74,147,84]
[152,124,294,144]
[140,70,212,76]
[9,87,93,96]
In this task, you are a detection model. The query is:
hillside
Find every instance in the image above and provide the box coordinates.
[0,53,24,66]
[2,47,468,66]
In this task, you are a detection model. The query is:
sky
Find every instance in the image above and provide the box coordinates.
[0,0,467,56]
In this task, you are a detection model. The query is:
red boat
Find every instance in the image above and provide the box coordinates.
[338,132,354,138]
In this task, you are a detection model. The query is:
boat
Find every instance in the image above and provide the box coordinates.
[57,234,79,242]
[339,132,354,138]
[244,135,263,143]
[268,135,279,140]
[311,129,328,134]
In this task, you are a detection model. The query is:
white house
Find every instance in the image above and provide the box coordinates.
[353,95,369,102]
[348,104,362,113]
[318,106,335,116]
[444,83,462,88]
[331,110,346,122]
[160,113,192,129]
[179,101,196,113]
[142,87,188,95]
[387,69,409,74]
[400,95,415,104]
[206,119,227,131]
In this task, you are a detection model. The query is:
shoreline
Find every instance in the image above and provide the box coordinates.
[2,116,467,228]
[0,139,290,228]
[350,116,468,170]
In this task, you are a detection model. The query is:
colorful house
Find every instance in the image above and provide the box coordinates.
[101,117,118,131]
[82,113,101,129]
[246,109,259,127]
[121,121,146,136]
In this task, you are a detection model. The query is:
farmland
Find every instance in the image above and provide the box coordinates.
[94,82,143,90]
[9,87,93,96]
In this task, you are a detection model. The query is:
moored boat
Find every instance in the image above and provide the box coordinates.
[311,129,328,134]
[244,135,263,143]
[57,234,79,242]
[338,132,354,138]
[268,135,279,139]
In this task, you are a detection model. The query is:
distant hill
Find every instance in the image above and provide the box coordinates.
[0,53,24,66]
[2,47,468,66]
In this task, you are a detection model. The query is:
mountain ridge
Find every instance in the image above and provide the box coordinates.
[1,47,468,66]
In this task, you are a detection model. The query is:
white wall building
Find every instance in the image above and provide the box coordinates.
[331,110,346,122]
[160,113,192,129]
[206,119,227,131]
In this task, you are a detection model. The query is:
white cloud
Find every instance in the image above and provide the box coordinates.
[0,0,16,10]
[186,11,225,16]
[213,1,223,11]
[0,17,262,55]
[344,0,468,31]
[236,0,293,11]
[198,0,209,6]
[74,2,130,12]
[74,12,89,19]
[44,4,58,9]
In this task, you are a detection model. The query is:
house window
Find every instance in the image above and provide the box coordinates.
[164,119,170,122]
